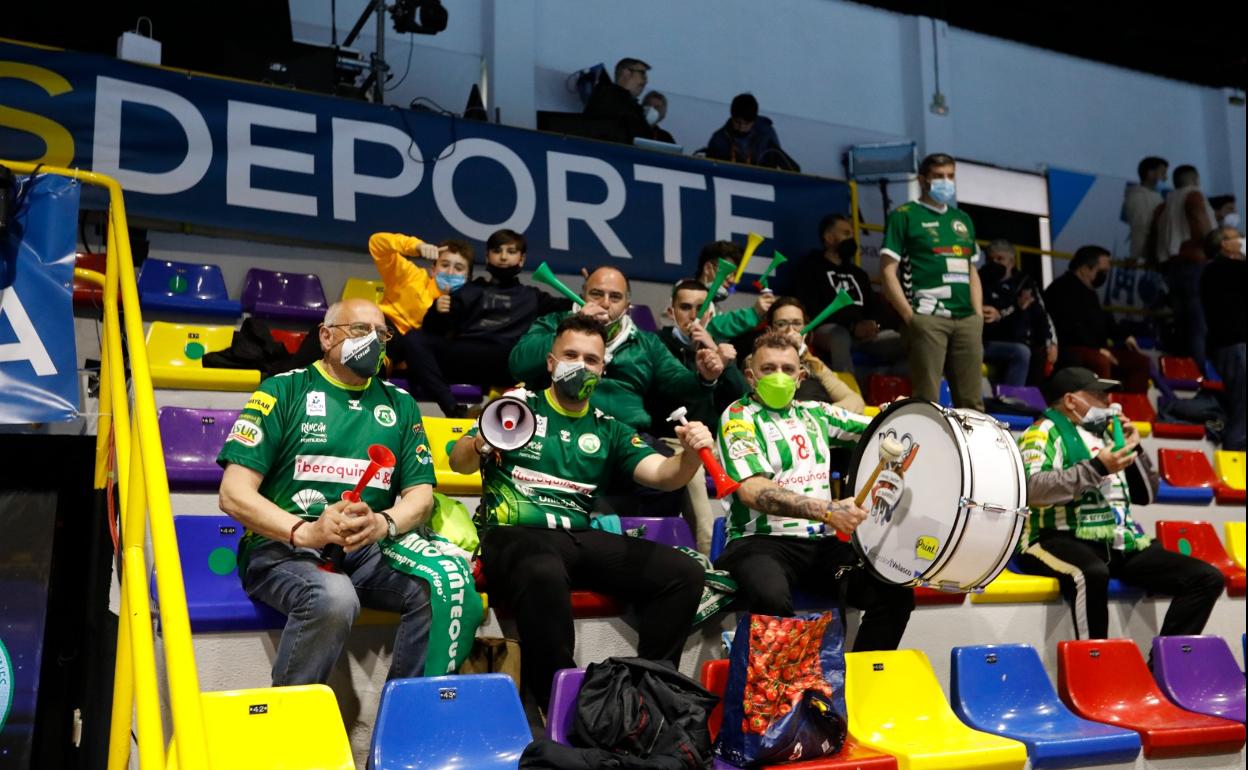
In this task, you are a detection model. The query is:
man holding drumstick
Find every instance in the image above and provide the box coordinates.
[714,332,916,650]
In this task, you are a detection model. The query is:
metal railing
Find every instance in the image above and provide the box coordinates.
[3,161,210,770]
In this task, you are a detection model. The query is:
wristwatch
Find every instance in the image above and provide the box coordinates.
[378,510,398,538]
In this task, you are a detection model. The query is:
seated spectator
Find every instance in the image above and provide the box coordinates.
[979,239,1057,386]
[1156,164,1217,368]
[401,229,572,416]
[451,314,710,706]
[754,297,865,412]
[641,90,677,145]
[1015,367,1223,640]
[694,240,775,341]
[583,57,651,142]
[705,94,798,171]
[1210,194,1238,230]
[368,232,473,337]
[1122,156,1168,265]
[652,279,750,552]
[217,299,435,685]
[1044,246,1148,393]
[775,213,905,377]
[1201,226,1246,451]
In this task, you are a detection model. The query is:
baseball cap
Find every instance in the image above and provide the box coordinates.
[1044,367,1121,404]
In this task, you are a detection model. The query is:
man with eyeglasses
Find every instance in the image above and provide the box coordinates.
[218,298,438,686]
[583,57,652,143]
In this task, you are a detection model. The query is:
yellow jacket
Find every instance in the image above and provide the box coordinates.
[369,232,441,335]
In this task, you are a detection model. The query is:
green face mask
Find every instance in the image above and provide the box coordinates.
[755,372,797,410]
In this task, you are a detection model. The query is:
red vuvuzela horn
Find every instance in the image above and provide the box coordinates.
[667,407,741,499]
[320,444,397,572]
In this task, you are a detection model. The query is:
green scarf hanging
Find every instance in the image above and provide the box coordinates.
[1041,408,1119,543]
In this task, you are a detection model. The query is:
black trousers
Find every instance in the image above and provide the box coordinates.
[392,329,513,416]
[715,535,915,652]
[1016,531,1224,640]
[480,526,703,707]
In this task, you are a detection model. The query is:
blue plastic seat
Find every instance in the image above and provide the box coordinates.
[370,674,530,770]
[989,412,1036,432]
[1008,554,1144,600]
[951,644,1141,768]
[137,259,242,318]
[938,378,953,407]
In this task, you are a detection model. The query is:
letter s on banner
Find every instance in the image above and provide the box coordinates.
[0,62,75,167]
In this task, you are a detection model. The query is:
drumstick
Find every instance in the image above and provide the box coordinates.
[900,443,920,472]
[854,437,905,508]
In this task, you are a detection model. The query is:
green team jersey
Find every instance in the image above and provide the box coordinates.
[881,200,978,318]
[217,361,436,565]
[472,388,655,530]
[716,395,870,541]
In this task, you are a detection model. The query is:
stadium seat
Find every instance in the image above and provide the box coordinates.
[1155,520,1245,595]
[618,516,695,549]
[1007,554,1144,601]
[1156,449,1216,504]
[627,303,659,333]
[835,370,862,397]
[240,268,329,323]
[1151,636,1246,724]
[422,417,483,495]
[950,644,1141,768]
[994,385,1045,413]
[987,412,1035,432]
[969,569,1060,604]
[137,259,242,318]
[146,322,261,391]
[698,659,898,769]
[1105,393,1154,438]
[845,649,1027,769]
[370,674,529,770]
[388,378,485,405]
[167,685,352,770]
[1225,522,1246,570]
[340,277,386,303]
[1213,451,1246,504]
[938,378,953,407]
[159,407,237,490]
[1159,356,1205,390]
[72,252,106,307]
[1056,638,1245,758]
[867,375,911,407]
[546,668,585,744]
[268,328,307,355]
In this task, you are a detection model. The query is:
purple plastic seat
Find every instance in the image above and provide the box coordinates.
[386,378,484,404]
[546,668,585,742]
[159,407,238,490]
[618,516,695,549]
[628,304,660,333]
[138,259,242,318]
[1152,636,1246,723]
[240,268,329,323]
[995,385,1046,413]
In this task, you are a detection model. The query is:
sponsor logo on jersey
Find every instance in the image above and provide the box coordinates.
[951,220,969,238]
[306,391,326,417]
[559,430,571,443]
[921,221,939,228]
[727,441,756,460]
[294,455,393,490]
[300,421,328,443]
[630,435,646,448]
[246,391,277,416]
[534,414,548,438]
[348,399,363,411]
[577,434,601,454]
[374,405,397,427]
[762,422,783,441]
[0,637,13,733]
[722,419,754,437]
[414,444,432,465]
[227,418,264,447]
[516,440,544,460]
[291,489,329,516]
[510,466,596,495]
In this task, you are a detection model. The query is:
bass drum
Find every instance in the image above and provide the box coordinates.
[849,399,1027,592]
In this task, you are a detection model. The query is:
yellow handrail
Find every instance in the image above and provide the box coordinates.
[3,160,209,770]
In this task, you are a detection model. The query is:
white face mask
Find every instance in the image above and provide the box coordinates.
[644,105,661,126]
[1221,212,1241,229]
[1076,396,1120,432]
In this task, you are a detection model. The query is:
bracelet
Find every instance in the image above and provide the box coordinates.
[290,520,306,548]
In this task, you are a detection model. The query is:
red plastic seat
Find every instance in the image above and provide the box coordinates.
[914,586,966,605]
[73,252,107,307]
[1057,639,1245,758]
[1158,449,1217,489]
[1161,355,1223,393]
[867,375,912,407]
[1155,521,1246,596]
[700,659,897,769]
[269,329,308,356]
[1109,392,1203,439]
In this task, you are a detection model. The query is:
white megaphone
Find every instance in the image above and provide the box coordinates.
[477,395,537,452]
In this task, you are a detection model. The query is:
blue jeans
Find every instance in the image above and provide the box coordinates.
[243,540,432,686]
[1211,343,1246,451]
[983,341,1031,387]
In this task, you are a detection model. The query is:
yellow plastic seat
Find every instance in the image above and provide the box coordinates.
[846,649,1028,770]
[1214,450,1246,491]
[863,405,880,417]
[1130,420,1152,438]
[424,416,482,495]
[147,322,260,391]
[834,370,862,396]
[341,277,386,304]
[167,685,352,770]
[970,569,1060,604]
[1226,522,1246,570]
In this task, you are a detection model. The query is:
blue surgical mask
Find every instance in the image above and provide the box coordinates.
[929,179,956,206]
[435,272,466,293]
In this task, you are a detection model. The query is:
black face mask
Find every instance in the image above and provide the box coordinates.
[1092,270,1108,288]
[488,264,522,283]
[835,238,858,261]
[979,261,1006,285]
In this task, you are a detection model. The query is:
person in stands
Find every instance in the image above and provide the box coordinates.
[755,297,865,412]
[369,231,473,340]
[583,57,652,142]
[705,94,798,171]
[1201,226,1246,451]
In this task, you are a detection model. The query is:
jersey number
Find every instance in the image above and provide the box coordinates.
[792,435,811,460]
[546,513,572,530]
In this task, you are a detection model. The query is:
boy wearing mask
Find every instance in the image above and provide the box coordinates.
[369,232,474,337]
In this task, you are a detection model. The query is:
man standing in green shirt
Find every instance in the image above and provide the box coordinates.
[880,152,985,409]
[218,298,437,685]
[453,314,712,707]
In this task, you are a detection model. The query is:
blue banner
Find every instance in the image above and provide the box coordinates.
[0,174,79,423]
[0,39,851,283]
